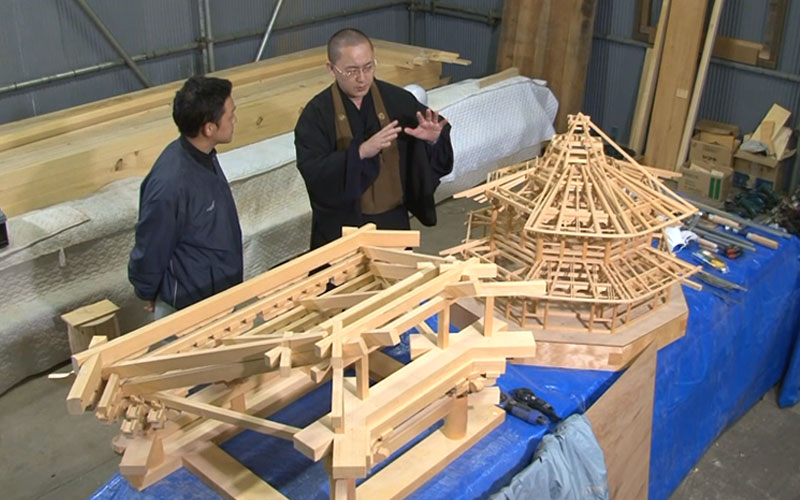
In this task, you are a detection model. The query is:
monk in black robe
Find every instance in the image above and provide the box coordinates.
[294,28,454,249]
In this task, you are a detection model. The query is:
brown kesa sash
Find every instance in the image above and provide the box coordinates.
[331,81,403,214]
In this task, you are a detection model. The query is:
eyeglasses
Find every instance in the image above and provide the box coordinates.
[331,61,377,79]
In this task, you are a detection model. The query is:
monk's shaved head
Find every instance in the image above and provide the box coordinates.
[327,28,373,63]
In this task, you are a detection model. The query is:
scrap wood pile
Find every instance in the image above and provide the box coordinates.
[66,225,542,499]
[445,114,701,334]
[0,40,468,217]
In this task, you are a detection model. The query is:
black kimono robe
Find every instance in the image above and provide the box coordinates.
[294,79,454,249]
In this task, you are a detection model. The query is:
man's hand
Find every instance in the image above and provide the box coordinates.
[143,300,155,313]
[359,120,401,159]
[403,109,448,144]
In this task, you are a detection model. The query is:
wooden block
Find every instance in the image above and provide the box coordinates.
[62,300,120,354]
[279,347,292,378]
[183,443,288,500]
[356,406,505,500]
[409,333,436,360]
[294,418,335,461]
[332,478,356,500]
[586,342,657,500]
[119,435,164,477]
[66,353,103,415]
[467,386,501,408]
[332,428,370,478]
[478,67,521,88]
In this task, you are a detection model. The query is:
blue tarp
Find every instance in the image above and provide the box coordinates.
[92,233,800,500]
[650,233,800,500]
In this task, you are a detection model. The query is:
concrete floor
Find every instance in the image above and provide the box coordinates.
[1,197,799,499]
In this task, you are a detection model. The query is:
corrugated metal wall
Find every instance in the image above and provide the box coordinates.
[585,0,800,189]
[0,0,500,125]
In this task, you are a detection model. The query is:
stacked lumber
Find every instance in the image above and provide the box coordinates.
[0,40,468,217]
[66,225,540,499]
[636,0,728,171]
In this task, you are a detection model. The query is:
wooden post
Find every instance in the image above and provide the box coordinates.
[438,305,451,349]
[442,395,468,440]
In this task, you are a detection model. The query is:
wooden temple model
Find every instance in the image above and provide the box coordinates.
[65,225,545,499]
[447,113,702,369]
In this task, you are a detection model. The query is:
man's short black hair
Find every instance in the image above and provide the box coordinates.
[327,28,373,63]
[172,76,232,137]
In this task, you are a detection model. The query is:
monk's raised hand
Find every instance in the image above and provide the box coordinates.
[359,120,401,159]
[403,109,448,144]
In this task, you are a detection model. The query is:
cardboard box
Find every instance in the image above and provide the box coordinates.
[678,163,733,205]
[696,119,741,150]
[689,136,739,170]
[732,149,795,193]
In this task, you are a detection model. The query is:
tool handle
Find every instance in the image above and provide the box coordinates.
[746,232,779,249]
[708,214,741,228]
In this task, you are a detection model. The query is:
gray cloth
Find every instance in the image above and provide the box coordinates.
[491,414,609,500]
[154,298,176,320]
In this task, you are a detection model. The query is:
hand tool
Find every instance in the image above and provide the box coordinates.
[510,388,562,422]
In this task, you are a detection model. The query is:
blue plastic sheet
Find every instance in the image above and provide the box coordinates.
[91,233,800,500]
[648,233,800,500]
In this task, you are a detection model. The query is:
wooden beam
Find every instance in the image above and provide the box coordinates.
[628,0,672,155]
[675,0,725,169]
[644,0,710,170]
[497,0,598,132]
[66,353,103,415]
[183,443,288,500]
[356,406,505,500]
[154,393,300,441]
[586,341,657,499]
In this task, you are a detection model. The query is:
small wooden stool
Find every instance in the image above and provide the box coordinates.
[61,299,121,354]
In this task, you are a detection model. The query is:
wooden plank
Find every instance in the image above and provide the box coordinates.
[183,443,288,500]
[712,35,760,65]
[478,67,520,88]
[497,0,598,132]
[300,291,379,311]
[675,0,725,169]
[586,341,657,500]
[0,43,453,216]
[628,0,672,155]
[644,0,710,170]
[356,406,505,500]
[119,435,164,477]
[154,393,300,441]
[66,353,103,415]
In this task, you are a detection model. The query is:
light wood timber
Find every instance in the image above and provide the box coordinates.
[644,0,710,170]
[183,443,288,500]
[66,353,103,415]
[356,405,505,500]
[1,41,465,216]
[153,392,299,441]
[675,0,725,169]
[586,341,657,499]
[119,435,164,477]
[628,0,671,154]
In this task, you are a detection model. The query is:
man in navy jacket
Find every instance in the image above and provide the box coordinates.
[129,76,243,318]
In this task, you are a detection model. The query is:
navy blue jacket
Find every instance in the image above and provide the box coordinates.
[129,137,243,310]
